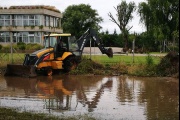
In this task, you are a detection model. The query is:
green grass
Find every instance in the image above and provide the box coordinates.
[83,54,162,65]
[0,107,96,120]
[0,53,162,67]
[0,53,24,66]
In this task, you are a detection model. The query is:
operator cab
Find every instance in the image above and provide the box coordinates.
[44,33,78,58]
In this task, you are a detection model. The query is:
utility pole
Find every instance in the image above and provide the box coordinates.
[132,39,135,63]
[163,40,165,53]
[9,15,13,64]
[132,32,136,63]
[90,38,91,60]
[10,32,13,63]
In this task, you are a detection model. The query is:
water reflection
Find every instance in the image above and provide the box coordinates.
[2,75,112,112]
[5,76,37,97]
[117,76,179,119]
[0,75,179,120]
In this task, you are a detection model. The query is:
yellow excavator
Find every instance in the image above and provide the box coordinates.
[4,28,113,77]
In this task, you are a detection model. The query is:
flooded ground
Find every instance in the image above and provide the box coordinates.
[0,75,179,120]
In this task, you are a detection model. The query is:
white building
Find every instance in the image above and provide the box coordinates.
[0,5,63,46]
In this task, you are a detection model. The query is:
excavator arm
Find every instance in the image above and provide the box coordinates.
[76,28,113,58]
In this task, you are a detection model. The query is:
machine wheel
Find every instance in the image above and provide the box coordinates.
[63,56,77,72]
[45,67,53,76]
[53,69,61,75]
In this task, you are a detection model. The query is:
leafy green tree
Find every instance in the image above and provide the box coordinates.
[108,0,136,51]
[138,0,179,52]
[100,31,122,47]
[62,4,103,38]
[138,2,152,32]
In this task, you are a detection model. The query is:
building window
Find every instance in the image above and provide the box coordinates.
[12,32,41,44]
[45,15,49,26]
[0,32,5,42]
[29,15,34,26]
[29,36,34,43]
[0,32,10,43]
[54,18,60,27]
[35,15,40,26]
[13,15,41,26]
[13,36,16,43]
[0,20,3,26]
[0,15,10,26]
[23,15,28,26]
[34,32,41,43]
[16,15,23,26]
[56,18,61,28]
[50,16,53,27]
[22,32,28,43]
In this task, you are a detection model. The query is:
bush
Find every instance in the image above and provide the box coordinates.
[17,42,26,50]
[26,43,43,50]
[17,42,25,46]
[1,45,10,53]
[168,46,179,52]
[146,53,154,66]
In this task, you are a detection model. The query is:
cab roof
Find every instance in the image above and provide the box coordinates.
[44,33,71,37]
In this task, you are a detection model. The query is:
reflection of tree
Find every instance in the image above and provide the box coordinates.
[117,76,134,103]
[4,76,38,96]
[117,76,179,119]
[137,78,179,120]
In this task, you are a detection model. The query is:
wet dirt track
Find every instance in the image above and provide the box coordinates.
[0,75,179,120]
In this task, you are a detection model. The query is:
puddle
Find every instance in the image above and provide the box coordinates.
[0,75,179,120]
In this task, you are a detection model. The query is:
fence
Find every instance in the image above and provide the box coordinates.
[0,48,26,75]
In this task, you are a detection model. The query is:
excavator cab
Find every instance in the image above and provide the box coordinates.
[43,34,79,58]
[44,34,69,57]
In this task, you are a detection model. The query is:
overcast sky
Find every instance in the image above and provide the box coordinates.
[1,0,146,34]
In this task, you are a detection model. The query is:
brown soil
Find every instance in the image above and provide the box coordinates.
[157,51,179,77]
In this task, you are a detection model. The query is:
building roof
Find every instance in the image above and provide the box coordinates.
[0,5,62,17]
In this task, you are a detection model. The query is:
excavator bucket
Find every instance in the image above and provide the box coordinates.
[4,64,37,77]
[106,48,113,58]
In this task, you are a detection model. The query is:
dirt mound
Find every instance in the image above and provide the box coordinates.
[157,51,179,77]
[70,59,104,75]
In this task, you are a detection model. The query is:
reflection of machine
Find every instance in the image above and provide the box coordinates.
[77,78,113,112]
[37,78,72,96]
[4,76,113,112]
[4,28,113,77]
[37,76,113,112]
[36,77,73,110]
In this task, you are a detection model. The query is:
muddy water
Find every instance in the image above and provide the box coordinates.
[0,75,179,120]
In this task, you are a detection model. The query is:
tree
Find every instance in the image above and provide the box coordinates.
[62,4,103,38]
[138,2,152,32]
[100,31,122,47]
[108,0,136,51]
[138,0,179,52]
